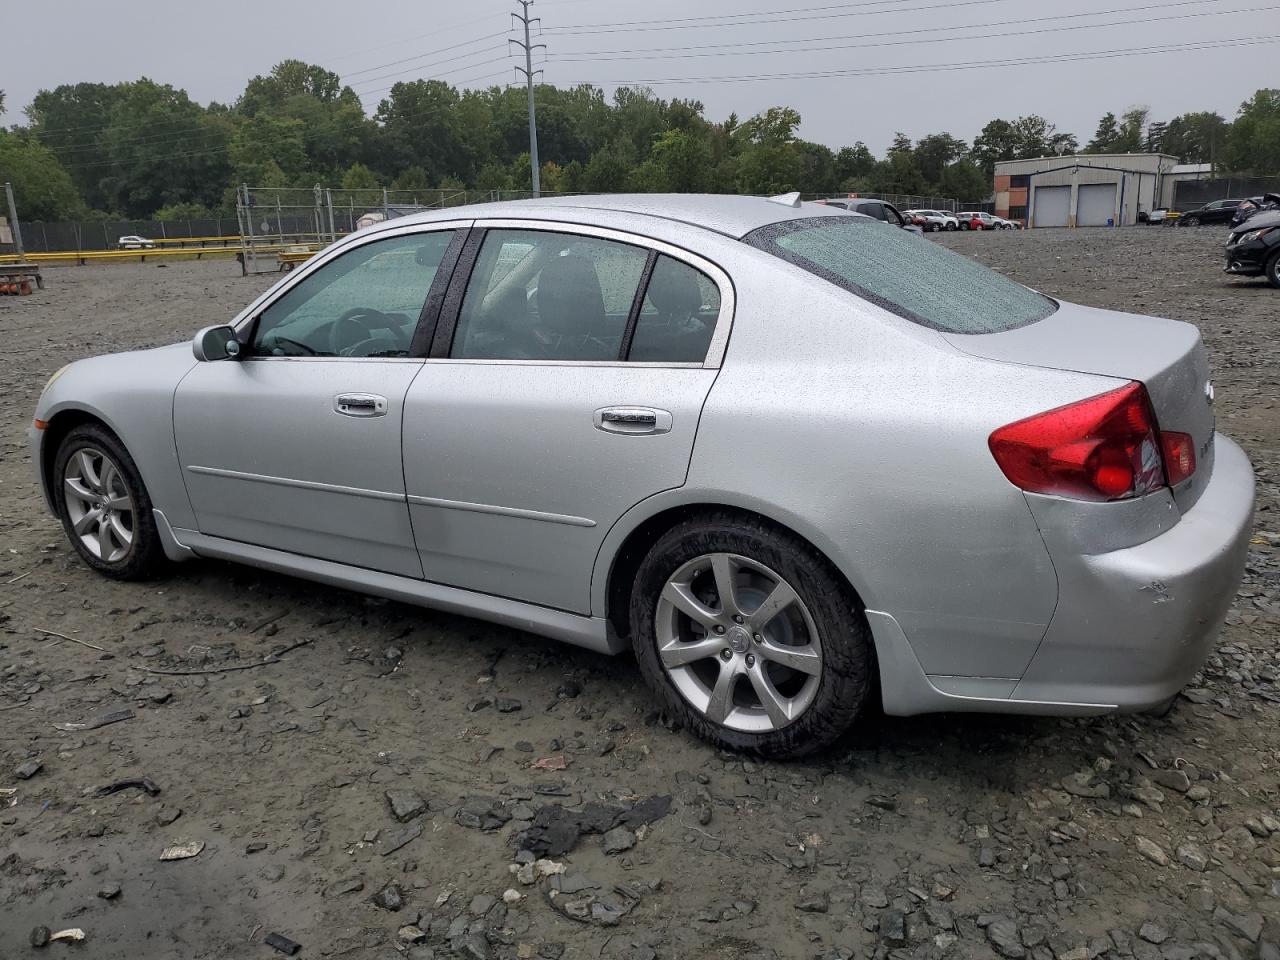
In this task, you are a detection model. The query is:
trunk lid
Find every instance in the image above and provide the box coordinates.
[944,301,1216,510]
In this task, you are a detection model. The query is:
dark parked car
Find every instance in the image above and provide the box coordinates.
[1229,193,1280,227]
[817,198,923,233]
[1224,207,1280,287]
[1178,199,1242,226]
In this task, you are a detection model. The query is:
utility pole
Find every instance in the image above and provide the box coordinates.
[4,182,24,260]
[510,1,545,197]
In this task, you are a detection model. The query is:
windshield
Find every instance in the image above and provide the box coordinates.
[744,216,1056,334]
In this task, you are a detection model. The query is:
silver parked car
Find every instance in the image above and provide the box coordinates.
[30,194,1255,757]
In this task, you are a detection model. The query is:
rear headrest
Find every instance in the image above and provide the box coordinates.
[647,263,703,318]
[536,255,605,334]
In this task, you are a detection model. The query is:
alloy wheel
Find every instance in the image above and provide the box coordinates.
[63,447,135,563]
[654,552,822,733]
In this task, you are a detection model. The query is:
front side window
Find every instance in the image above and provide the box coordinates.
[629,256,722,363]
[251,231,455,358]
[745,216,1056,334]
[450,230,648,361]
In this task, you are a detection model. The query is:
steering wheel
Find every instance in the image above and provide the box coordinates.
[329,308,408,357]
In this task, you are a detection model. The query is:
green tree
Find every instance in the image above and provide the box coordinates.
[340,162,379,191]
[1225,89,1280,173]
[27,82,126,210]
[0,131,84,219]
[582,141,636,192]
[153,201,215,220]
[1086,112,1121,153]
[971,119,1019,174]
[938,159,989,202]
[913,133,967,187]
[1159,111,1228,163]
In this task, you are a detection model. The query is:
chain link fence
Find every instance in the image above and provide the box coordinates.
[11,187,996,260]
[1172,176,1280,211]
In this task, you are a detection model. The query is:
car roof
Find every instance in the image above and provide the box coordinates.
[385,193,863,240]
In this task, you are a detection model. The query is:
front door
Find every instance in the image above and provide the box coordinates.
[402,224,731,613]
[173,227,463,578]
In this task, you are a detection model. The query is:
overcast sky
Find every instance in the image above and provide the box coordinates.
[4,0,1277,154]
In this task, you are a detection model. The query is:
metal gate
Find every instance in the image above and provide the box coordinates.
[1077,183,1118,227]
[1032,186,1070,228]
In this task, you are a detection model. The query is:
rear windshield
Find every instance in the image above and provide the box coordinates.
[744,216,1056,334]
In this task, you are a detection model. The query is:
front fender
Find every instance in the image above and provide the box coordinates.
[33,343,198,529]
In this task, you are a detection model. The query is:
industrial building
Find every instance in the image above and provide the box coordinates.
[992,154,1205,227]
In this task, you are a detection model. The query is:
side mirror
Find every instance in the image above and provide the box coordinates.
[193,325,242,362]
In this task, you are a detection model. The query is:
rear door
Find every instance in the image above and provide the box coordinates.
[401,221,733,613]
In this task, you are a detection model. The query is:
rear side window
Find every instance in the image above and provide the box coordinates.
[744,216,1056,334]
[629,256,721,363]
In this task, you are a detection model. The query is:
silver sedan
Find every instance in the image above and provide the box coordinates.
[30,194,1255,757]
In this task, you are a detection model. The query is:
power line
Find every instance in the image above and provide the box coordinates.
[559,35,1277,84]
[341,31,510,79]
[546,0,984,31]
[544,0,1020,34]
[551,2,1273,63]
[549,0,1243,58]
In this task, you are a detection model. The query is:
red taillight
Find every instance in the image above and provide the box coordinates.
[989,382,1172,502]
[1160,431,1196,486]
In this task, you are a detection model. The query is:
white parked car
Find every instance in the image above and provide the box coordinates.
[117,235,157,250]
[990,215,1021,230]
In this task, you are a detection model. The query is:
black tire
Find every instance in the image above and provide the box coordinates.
[1265,249,1280,289]
[946,222,957,231]
[53,423,165,580]
[959,222,970,231]
[1183,216,1200,227]
[629,512,874,758]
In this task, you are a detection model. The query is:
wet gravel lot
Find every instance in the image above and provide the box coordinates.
[1,226,1277,960]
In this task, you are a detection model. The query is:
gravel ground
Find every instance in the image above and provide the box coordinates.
[1,227,1277,960]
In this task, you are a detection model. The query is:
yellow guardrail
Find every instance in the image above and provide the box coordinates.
[0,244,325,266]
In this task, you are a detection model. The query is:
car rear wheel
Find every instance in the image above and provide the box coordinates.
[54,423,165,580]
[959,222,969,230]
[630,513,873,758]
[1267,250,1280,289]
[1183,216,1200,227]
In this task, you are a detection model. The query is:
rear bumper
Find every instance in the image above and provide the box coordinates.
[871,433,1254,717]
[1012,433,1254,709]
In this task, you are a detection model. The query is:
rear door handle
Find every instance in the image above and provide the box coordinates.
[334,393,388,418]
[594,406,672,435]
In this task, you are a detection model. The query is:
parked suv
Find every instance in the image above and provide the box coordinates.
[956,211,997,231]
[817,198,923,233]
[1178,199,1242,227]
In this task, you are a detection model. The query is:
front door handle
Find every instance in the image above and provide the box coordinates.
[594,406,672,436]
[334,393,388,418]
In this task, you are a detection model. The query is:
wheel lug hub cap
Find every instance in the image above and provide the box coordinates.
[727,626,751,654]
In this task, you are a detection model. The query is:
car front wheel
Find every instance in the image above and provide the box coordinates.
[630,514,873,758]
[53,423,165,579]
[1266,249,1280,289]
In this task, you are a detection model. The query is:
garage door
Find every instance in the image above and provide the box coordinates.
[1032,185,1070,227]
[1077,183,1118,226]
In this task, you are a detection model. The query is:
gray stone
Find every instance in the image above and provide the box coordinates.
[380,821,423,856]
[1139,923,1169,945]
[602,826,636,855]
[385,789,428,823]
[324,876,365,897]
[988,919,1026,959]
[14,758,42,780]
[879,908,907,946]
[1213,908,1262,943]
[470,893,496,916]
[1134,836,1170,866]
[97,882,122,900]
[1176,843,1208,872]
[1062,772,1110,799]
[861,886,890,909]
[796,894,829,914]
[1151,769,1191,793]
[371,883,404,911]
[495,697,523,713]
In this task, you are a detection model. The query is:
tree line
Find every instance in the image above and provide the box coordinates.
[0,62,1277,222]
